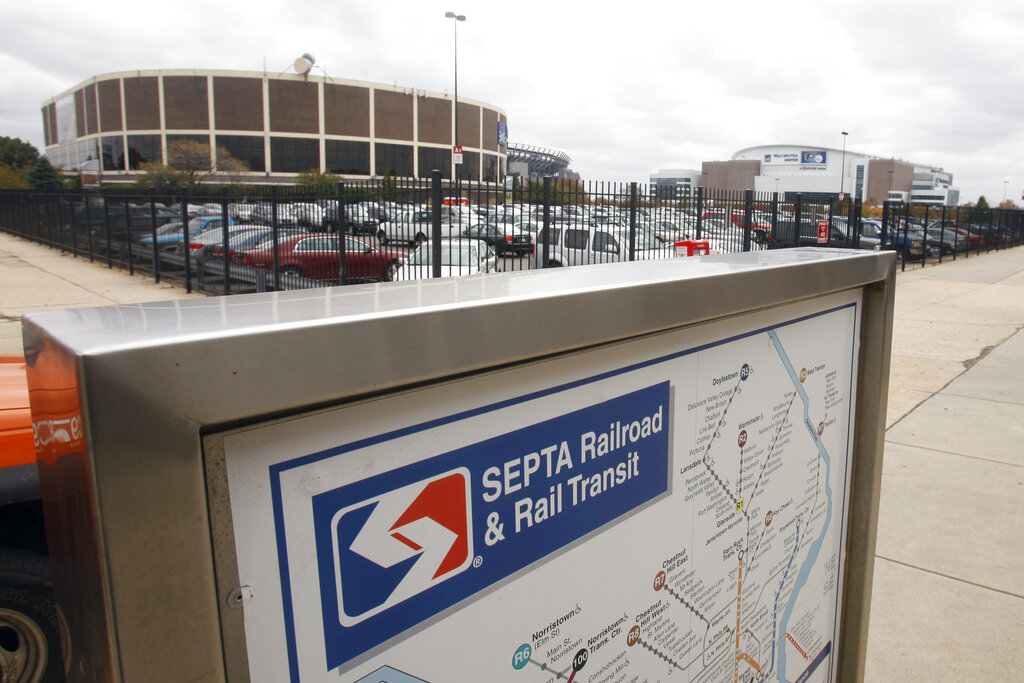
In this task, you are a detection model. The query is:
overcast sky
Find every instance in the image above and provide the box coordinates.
[2,0,1022,204]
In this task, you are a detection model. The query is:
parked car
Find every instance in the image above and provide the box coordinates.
[531,224,674,268]
[925,227,969,255]
[648,220,693,244]
[888,228,936,259]
[770,218,850,249]
[137,216,234,250]
[463,223,534,256]
[77,201,179,240]
[392,239,497,280]
[202,227,307,260]
[249,202,324,230]
[233,233,405,281]
[856,219,884,250]
[706,228,770,254]
[927,221,978,251]
[377,211,463,246]
[167,224,271,256]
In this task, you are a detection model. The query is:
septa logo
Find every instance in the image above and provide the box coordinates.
[330,468,473,627]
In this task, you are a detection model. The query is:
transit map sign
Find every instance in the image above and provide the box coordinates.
[219,290,861,683]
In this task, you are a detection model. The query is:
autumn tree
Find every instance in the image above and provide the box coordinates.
[134,162,186,192]
[0,136,40,170]
[296,169,342,196]
[0,164,31,189]
[135,140,250,190]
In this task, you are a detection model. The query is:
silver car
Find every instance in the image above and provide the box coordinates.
[392,239,498,281]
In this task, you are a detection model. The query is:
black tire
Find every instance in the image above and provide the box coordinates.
[280,265,303,278]
[383,260,399,282]
[0,549,66,682]
[546,260,562,268]
[413,233,427,247]
[376,230,388,246]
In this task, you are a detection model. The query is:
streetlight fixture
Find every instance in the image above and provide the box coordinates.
[445,11,466,193]
[839,131,849,200]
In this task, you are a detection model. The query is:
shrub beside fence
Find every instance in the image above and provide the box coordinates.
[1,175,1022,297]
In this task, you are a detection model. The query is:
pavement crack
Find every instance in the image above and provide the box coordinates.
[962,344,997,370]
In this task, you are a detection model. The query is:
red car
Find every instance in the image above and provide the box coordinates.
[234,233,405,281]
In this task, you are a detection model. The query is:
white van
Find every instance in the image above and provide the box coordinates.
[531,224,674,268]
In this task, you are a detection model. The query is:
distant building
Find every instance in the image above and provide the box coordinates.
[40,69,508,185]
[691,144,958,206]
[506,143,576,181]
[648,168,701,199]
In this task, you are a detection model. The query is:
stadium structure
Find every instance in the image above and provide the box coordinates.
[507,143,577,181]
[40,68,508,185]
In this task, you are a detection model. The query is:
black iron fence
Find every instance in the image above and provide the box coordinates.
[2,176,1022,296]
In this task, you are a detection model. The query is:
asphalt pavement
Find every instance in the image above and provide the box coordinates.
[1,231,1021,678]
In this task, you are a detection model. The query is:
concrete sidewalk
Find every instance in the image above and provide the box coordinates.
[864,248,1024,679]
[0,232,202,354]
[1,231,1022,678]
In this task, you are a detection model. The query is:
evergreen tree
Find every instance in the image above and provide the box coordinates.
[25,156,64,189]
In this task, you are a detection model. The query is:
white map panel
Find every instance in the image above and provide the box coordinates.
[221,289,861,683]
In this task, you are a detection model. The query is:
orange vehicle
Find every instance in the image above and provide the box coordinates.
[1,354,66,682]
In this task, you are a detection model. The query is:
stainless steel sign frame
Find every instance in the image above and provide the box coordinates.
[23,248,896,682]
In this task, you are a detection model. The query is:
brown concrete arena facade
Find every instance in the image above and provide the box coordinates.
[41,69,508,184]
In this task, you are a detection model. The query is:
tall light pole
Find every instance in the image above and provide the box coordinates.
[839,131,849,200]
[445,11,466,195]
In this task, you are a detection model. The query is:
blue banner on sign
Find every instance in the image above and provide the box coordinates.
[309,382,670,671]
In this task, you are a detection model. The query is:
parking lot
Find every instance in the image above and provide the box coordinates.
[2,182,1022,298]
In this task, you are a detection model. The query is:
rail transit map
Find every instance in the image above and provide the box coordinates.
[222,291,861,683]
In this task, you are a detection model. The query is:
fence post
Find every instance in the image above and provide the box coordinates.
[182,192,193,293]
[55,190,67,253]
[431,170,442,279]
[770,191,779,247]
[271,186,281,290]
[124,191,134,275]
[852,199,863,248]
[336,181,348,285]
[793,193,803,248]
[880,200,890,251]
[102,190,113,268]
[629,182,637,261]
[542,176,552,268]
[178,194,190,293]
[220,187,231,294]
[742,189,753,252]
[695,186,704,240]
[84,189,95,263]
[941,204,952,261]
[67,190,80,257]
[149,189,160,283]
[43,191,54,246]
[902,202,911,269]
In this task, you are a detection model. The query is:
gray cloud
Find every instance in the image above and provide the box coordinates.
[2,0,1021,203]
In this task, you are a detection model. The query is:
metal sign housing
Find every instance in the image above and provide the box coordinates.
[23,248,896,682]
